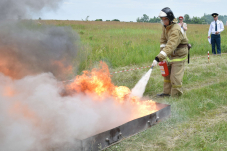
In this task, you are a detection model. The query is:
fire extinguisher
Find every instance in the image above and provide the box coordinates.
[159,61,169,77]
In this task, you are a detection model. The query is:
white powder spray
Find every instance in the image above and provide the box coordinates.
[131,68,152,98]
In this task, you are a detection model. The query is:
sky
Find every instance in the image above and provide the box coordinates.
[36,0,227,22]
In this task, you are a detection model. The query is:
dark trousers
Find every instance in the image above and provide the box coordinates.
[211,34,221,54]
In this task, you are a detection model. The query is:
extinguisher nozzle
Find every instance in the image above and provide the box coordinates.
[151,66,154,69]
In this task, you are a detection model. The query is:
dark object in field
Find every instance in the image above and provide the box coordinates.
[187,44,192,64]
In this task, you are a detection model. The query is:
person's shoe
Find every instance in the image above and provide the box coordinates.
[156,93,170,97]
[212,54,216,55]
[217,54,221,56]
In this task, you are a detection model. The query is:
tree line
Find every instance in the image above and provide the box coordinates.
[137,14,227,24]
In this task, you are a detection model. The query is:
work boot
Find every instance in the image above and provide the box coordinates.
[156,93,170,97]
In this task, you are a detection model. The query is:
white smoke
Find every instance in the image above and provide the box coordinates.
[0,73,145,151]
[0,1,157,150]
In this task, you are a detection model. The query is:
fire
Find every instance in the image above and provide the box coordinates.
[67,62,115,96]
[66,62,158,118]
[0,60,161,148]
[113,86,131,102]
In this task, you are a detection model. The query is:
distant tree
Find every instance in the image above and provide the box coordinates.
[191,17,201,24]
[200,16,206,23]
[137,13,227,24]
[95,19,102,21]
[39,17,42,20]
[137,14,149,22]
[112,19,120,21]
[142,14,149,22]
[149,16,161,23]
[106,20,110,21]
[184,14,190,23]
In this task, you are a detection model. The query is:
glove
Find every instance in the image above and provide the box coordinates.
[152,60,158,67]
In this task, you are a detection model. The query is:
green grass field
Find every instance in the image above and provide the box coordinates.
[106,55,227,151]
[42,20,227,72]
[43,20,227,151]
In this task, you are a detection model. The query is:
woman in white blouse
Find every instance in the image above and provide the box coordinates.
[178,16,187,34]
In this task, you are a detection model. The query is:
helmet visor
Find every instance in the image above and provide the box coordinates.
[159,11,167,18]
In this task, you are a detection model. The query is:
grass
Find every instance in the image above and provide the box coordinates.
[104,55,227,151]
[40,20,227,72]
[40,20,227,150]
[104,80,227,150]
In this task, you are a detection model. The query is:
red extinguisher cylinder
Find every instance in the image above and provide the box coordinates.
[159,61,169,77]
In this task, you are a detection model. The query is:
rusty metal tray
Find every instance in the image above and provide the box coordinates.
[74,103,171,151]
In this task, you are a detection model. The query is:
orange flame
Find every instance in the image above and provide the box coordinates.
[67,62,115,96]
[66,62,159,118]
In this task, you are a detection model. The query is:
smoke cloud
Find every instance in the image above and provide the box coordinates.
[0,73,151,151]
[0,22,79,80]
[0,0,78,80]
[0,0,160,151]
[0,1,83,149]
[0,0,63,20]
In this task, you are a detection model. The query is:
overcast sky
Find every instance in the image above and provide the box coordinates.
[37,0,226,21]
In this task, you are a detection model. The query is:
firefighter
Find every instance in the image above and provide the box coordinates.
[152,7,189,97]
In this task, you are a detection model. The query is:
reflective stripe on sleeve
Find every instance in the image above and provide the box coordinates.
[160,51,167,57]
[160,44,166,48]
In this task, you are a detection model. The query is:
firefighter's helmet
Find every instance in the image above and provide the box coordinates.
[159,7,175,22]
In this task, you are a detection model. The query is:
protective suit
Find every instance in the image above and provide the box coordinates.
[153,7,189,97]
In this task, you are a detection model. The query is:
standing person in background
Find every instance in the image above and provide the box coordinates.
[178,16,187,34]
[208,13,224,56]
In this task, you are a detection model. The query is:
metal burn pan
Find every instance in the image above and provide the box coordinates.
[74,103,171,151]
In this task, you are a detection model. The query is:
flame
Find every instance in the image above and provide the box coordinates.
[67,62,114,95]
[113,86,131,103]
[66,62,158,118]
